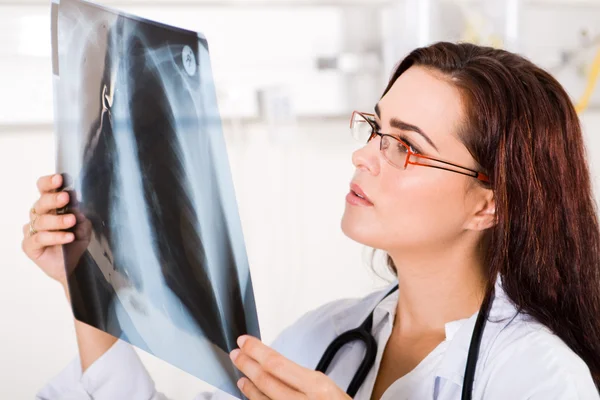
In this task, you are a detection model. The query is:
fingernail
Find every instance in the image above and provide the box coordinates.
[58,193,68,203]
[237,335,248,348]
[230,349,240,361]
[237,378,245,390]
[53,174,61,185]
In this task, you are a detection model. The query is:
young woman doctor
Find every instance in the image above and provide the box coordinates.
[25,42,600,400]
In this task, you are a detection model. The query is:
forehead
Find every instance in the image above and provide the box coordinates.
[378,66,465,147]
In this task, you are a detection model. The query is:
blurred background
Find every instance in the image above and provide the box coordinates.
[1,0,599,398]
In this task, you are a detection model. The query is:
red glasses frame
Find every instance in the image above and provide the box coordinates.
[351,111,490,184]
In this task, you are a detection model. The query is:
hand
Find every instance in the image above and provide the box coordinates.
[230,335,352,400]
[21,174,92,287]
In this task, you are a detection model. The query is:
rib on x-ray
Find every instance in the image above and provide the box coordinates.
[51,0,260,397]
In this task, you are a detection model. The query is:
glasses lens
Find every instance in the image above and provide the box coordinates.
[381,135,410,168]
[351,113,374,143]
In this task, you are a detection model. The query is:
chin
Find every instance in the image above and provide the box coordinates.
[340,211,380,249]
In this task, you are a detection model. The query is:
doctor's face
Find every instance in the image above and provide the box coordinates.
[341,66,484,254]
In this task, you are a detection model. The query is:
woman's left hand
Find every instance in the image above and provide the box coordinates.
[230,335,352,400]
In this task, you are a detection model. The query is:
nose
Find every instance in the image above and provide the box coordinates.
[351,136,381,175]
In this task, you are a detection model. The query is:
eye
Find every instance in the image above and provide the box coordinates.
[398,135,421,154]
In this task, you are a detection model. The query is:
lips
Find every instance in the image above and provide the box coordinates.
[348,183,374,205]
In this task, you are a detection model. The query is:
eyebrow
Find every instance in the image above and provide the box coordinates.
[374,103,439,153]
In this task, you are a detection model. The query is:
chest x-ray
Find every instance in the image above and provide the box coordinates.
[51,0,260,397]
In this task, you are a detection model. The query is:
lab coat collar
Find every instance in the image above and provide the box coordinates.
[434,277,519,387]
[331,277,520,389]
[331,281,399,337]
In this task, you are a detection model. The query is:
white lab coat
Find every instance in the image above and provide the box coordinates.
[37,279,599,400]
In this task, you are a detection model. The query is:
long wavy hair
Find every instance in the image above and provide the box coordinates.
[381,42,600,387]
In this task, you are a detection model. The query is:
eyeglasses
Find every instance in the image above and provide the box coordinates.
[350,111,490,184]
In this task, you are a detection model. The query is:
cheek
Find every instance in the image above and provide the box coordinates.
[342,173,468,250]
[382,178,468,247]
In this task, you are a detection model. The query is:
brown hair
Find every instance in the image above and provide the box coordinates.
[382,42,600,387]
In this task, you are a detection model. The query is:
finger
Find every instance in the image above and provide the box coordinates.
[22,225,75,245]
[230,349,302,400]
[22,229,75,258]
[35,191,70,216]
[36,174,62,195]
[32,214,77,233]
[58,189,80,213]
[237,377,271,400]
[237,336,314,392]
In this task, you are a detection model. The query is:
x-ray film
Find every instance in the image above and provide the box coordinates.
[51,0,260,397]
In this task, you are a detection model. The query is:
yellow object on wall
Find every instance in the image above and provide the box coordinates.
[575,48,600,114]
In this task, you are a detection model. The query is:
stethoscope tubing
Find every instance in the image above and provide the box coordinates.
[315,284,495,400]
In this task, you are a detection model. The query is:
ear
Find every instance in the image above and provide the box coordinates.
[464,188,496,231]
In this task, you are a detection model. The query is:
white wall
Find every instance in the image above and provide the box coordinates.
[1,0,600,399]
[581,112,600,201]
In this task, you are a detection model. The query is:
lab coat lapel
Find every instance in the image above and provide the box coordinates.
[323,282,399,392]
[332,282,399,337]
[434,279,520,395]
[270,281,397,377]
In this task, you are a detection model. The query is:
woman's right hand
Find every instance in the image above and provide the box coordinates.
[21,174,92,287]
[23,174,119,373]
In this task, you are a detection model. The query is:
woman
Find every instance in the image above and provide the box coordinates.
[25,42,600,399]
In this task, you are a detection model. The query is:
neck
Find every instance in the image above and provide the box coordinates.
[388,236,488,336]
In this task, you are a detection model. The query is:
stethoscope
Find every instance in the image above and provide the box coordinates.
[315,284,493,399]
